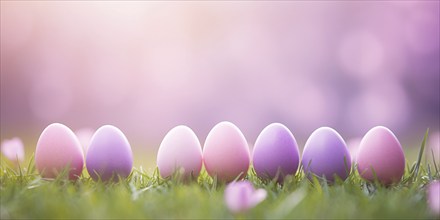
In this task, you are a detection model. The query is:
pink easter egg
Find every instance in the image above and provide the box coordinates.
[203,121,250,182]
[357,126,405,185]
[157,125,203,178]
[35,123,84,180]
[428,131,440,163]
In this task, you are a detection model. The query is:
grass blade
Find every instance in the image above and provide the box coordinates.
[411,128,429,181]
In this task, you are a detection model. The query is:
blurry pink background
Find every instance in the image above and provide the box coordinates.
[1,1,439,156]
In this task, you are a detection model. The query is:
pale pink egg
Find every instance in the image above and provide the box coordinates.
[428,131,440,163]
[157,125,202,179]
[203,121,250,182]
[35,123,84,180]
[357,126,405,185]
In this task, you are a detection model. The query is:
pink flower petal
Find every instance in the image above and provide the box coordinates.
[224,181,267,213]
[428,180,440,215]
[1,137,25,162]
[250,188,268,208]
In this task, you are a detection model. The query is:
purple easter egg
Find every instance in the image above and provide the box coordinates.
[203,121,250,182]
[86,125,133,181]
[357,126,405,185]
[252,123,300,182]
[157,125,203,178]
[35,123,84,180]
[301,127,351,181]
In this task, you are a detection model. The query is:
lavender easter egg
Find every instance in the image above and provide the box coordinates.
[86,125,133,181]
[35,123,84,180]
[203,121,250,182]
[357,126,405,185]
[301,127,351,181]
[157,125,203,178]
[252,123,300,182]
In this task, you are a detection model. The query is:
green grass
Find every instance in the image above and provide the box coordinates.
[1,133,439,219]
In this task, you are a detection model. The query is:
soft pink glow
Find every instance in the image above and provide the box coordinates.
[347,82,409,133]
[405,10,440,54]
[1,1,438,153]
[339,29,384,78]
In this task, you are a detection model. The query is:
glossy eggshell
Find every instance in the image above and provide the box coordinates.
[356,126,405,185]
[86,125,133,181]
[203,121,250,182]
[157,125,203,178]
[35,123,84,180]
[301,127,351,181]
[252,123,300,182]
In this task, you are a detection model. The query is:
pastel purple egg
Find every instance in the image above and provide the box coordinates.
[157,125,203,179]
[252,123,300,182]
[357,126,405,185]
[86,125,133,181]
[203,121,250,182]
[301,127,351,181]
[35,123,84,180]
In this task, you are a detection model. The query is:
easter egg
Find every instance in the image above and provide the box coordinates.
[35,123,84,180]
[356,126,405,185]
[301,127,351,181]
[203,121,250,182]
[252,123,300,182]
[428,131,440,164]
[86,125,133,181]
[157,125,203,178]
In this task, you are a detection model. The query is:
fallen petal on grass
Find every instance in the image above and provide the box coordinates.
[1,137,25,163]
[224,180,267,214]
[428,180,440,215]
